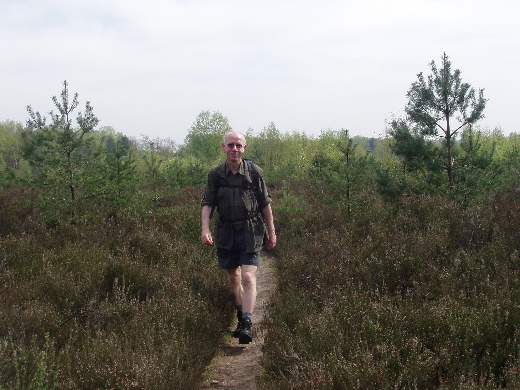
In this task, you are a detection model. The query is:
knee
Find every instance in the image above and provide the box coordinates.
[241,271,256,288]
[227,269,241,286]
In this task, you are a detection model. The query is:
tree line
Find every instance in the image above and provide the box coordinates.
[1,54,519,222]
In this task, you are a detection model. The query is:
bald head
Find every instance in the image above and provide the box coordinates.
[223,131,247,146]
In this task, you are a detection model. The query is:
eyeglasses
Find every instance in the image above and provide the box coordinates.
[226,143,244,149]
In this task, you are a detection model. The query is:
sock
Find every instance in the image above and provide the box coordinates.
[236,305,243,320]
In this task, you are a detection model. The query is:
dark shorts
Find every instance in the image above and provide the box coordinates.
[217,228,261,270]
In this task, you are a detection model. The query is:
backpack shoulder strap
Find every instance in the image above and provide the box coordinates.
[209,162,226,219]
[243,158,258,192]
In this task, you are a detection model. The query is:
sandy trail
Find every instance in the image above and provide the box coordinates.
[199,257,276,390]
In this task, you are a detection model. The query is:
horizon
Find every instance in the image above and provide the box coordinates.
[2,0,518,144]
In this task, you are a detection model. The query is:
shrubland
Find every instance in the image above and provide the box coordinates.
[260,179,519,389]
[0,186,230,389]
[1,75,519,388]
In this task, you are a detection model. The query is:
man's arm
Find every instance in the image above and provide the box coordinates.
[201,205,214,246]
[261,203,276,250]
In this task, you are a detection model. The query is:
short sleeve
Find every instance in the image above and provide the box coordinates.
[201,168,218,207]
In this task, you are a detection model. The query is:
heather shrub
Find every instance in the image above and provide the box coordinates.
[0,186,44,237]
[260,182,519,389]
[0,186,230,389]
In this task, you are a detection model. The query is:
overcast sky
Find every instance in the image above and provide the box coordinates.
[2,0,519,144]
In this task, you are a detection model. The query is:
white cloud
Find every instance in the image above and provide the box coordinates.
[1,0,519,142]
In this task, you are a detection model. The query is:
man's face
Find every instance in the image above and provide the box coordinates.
[223,133,247,163]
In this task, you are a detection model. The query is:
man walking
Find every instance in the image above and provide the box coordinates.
[201,131,276,344]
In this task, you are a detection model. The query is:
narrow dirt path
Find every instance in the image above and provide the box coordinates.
[199,257,276,390]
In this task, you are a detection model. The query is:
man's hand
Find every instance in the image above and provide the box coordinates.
[266,233,276,250]
[201,231,214,246]
[262,204,277,250]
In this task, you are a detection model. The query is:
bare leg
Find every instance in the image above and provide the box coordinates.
[225,265,257,313]
[226,267,243,307]
[240,265,257,314]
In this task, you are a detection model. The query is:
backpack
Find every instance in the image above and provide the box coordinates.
[209,159,259,220]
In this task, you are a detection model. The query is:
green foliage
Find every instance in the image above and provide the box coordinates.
[140,136,164,197]
[183,110,232,162]
[398,53,487,189]
[455,126,498,203]
[376,167,405,201]
[405,53,487,137]
[0,120,32,184]
[247,123,316,181]
[386,118,446,195]
[1,333,57,390]
[304,129,379,216]
[161,155,209,189]
[273,183,308,236]
[481,132,517,193]
[23,81,99,218]
[388,118,443,172]
[247,122,283,175]
[98,131,138,204]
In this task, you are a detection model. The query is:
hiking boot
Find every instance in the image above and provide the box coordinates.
[232,321,241,338]
[232,312,243,338]
[237,318,252,344]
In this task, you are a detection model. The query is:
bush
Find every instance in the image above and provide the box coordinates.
[259,182,519,389]
[0,186,231,389]
[0,185,44,237]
